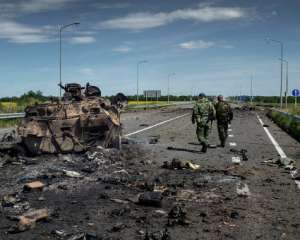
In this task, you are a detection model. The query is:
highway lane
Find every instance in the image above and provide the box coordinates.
[121,106,300,239]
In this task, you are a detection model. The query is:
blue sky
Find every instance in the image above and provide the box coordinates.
[0,0,299,97]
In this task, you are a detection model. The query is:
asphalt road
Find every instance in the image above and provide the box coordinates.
[121,105,300,238]
[0,105,299,239]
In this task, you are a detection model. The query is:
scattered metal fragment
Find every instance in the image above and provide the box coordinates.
[138,191,163,207]
[144,228,171,240]
[230,149,248,161]
[168,204,190,226]
[167,146,202,154]
[63,170,82,178]
[110,198,129,204]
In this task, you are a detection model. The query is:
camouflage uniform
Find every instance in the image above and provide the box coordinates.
[192,97,215,152]
[215,100,233,147]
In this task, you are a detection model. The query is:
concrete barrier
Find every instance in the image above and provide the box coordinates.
[267,109,300,142]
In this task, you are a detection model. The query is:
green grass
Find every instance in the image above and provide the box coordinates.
[268,109,300,142]
[0,119,21,128]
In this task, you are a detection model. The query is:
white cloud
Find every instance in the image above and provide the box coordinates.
[0,0,77,17]
[92,2,131,9]
[0,21,52,43]
[98,6,246,30]
[79,68,95,77]
[112,46,132,53]
[69,36,95,44]
[179,40,214,50]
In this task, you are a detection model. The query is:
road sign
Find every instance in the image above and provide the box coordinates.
[292,89,299,97]
[144,90,161,98]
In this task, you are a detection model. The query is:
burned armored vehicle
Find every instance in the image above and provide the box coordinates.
[17,83,127,155]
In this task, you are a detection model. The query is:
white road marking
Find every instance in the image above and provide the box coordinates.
[257,115,299,189]
[256,115,287,158]
[229,134,234,137]
[228,129,232,132]
[229,142,237,146]
[232,156,241,164]
[124,113,190,137]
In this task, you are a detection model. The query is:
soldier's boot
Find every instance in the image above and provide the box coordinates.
[201,143,208,153]
[220,139,226,147]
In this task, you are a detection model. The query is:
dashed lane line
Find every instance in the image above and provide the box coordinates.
[257,114,299,189]
[124,113,190,137]
[228,129,232,132]
[229,142,237,146]
[229,134,234,137]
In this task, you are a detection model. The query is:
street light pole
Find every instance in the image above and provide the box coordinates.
[280,59,289,108]
[59,22,80,98]
[267,39,284,108]
[167,73,175,104]
[136,60,147,102]
[250,74,253,104]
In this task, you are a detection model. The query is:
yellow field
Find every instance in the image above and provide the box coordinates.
[0,102,18,112]
[284,106,300,115]
[128,101,169,105]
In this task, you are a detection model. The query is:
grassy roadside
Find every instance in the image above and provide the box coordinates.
[267,109,300,142]
[0,119,21,128]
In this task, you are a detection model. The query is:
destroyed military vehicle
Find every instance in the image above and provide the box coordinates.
[14,83,127,155]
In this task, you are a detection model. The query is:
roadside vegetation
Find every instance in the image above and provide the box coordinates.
[267,109,300,142]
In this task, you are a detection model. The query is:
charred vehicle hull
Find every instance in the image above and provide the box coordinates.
[16,83,126,155]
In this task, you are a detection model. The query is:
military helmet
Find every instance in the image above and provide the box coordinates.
[199,93,206,97]
[217,95,224,101]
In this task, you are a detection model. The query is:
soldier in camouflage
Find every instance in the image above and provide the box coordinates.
[215,95,233,147]
[192,93,216,153]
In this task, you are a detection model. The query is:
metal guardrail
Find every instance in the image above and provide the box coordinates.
[0,112,25,119]
[127,101,193,109]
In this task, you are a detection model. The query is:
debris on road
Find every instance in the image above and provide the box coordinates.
[162,158,200,170]
[110,198,130,204]
[167,146,202,154]
[144,228,171,240]
[1,193,19,207]
[63,170,82,178]
[262,157,294,167]
[23,181,45,192]
[9,208,49,233]
[230,149,248,161]
[138,191,163,207]
[148,135,160,144]
[168,204,190,226]
[236,182,251,197]
[232,157,241,164]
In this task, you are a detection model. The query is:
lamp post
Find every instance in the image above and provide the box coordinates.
[59,22,80,97]
[279,58,289,108]
[266,38,284,108]
[250,73,253,104]
[136,60,147,102]
[168,73,175,104]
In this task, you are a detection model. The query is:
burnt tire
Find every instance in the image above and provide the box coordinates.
[22,136,42,156]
